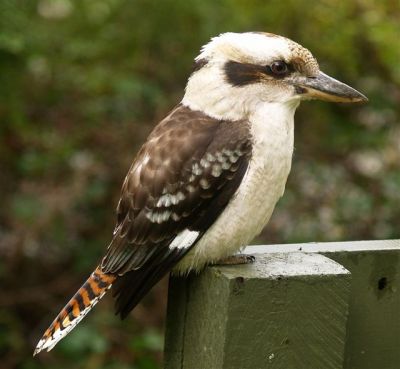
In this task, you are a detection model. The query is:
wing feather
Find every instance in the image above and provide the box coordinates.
[100,104,252,316]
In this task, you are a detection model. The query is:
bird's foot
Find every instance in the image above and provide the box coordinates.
[214,254,256,266]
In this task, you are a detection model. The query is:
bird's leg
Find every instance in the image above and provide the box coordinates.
[214,254,256,266]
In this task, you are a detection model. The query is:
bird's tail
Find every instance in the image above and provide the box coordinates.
[34,266,116,356]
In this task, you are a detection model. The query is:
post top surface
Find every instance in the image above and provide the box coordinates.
[210,252,350,279]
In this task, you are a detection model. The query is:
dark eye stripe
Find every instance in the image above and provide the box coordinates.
[224,60,293,86]
[224,61,267,86]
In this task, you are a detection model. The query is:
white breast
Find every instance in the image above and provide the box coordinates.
[175,101,297,274]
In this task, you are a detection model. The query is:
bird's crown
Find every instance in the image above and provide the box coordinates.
[196,32,320,78]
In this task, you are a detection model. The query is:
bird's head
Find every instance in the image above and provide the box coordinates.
[183,32,367,120]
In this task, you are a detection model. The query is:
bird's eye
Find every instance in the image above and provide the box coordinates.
[270,61,288,76]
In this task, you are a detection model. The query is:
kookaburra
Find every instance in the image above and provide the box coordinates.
[34,32,367,355]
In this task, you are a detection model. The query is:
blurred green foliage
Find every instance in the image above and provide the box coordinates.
[0,0,399,368]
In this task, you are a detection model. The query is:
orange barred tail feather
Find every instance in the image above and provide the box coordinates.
[33,266,116,356]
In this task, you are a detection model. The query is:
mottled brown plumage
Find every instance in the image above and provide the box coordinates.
[35,104,252,352]
[103,104,251,273]
[104,104,252,317]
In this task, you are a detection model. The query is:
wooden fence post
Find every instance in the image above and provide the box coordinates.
[245,240,400,369]
[164,252,351,369]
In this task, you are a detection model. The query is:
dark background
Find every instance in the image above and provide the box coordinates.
[1,1,399,368]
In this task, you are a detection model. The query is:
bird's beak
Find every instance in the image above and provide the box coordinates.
[293,71,368,103]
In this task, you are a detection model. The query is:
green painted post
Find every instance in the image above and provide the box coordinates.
[246,240,400,369]
[164,252,351,369]
[328,248,400,369]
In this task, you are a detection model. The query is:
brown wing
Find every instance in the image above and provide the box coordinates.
[101,104,252,317]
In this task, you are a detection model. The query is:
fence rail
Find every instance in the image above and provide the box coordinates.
[164,240,400,369]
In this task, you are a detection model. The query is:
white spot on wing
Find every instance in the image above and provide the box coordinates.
[146,212,157,223]
[215,151,224,162]
[192,162,202,175]
[206,153,215,162]
[156,194,172,207]
[200,158,211,168]
[186,184,196,193]
[200,178,211,189]
[156,191,185,208]
[146,210,172,224]
[221,161,231,170]
[158,211,171,223]
[169,229,199,250]
[172,191,185,204]
[211,164,222,177]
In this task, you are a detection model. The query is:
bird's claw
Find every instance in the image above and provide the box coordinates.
[214,254,256,266]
